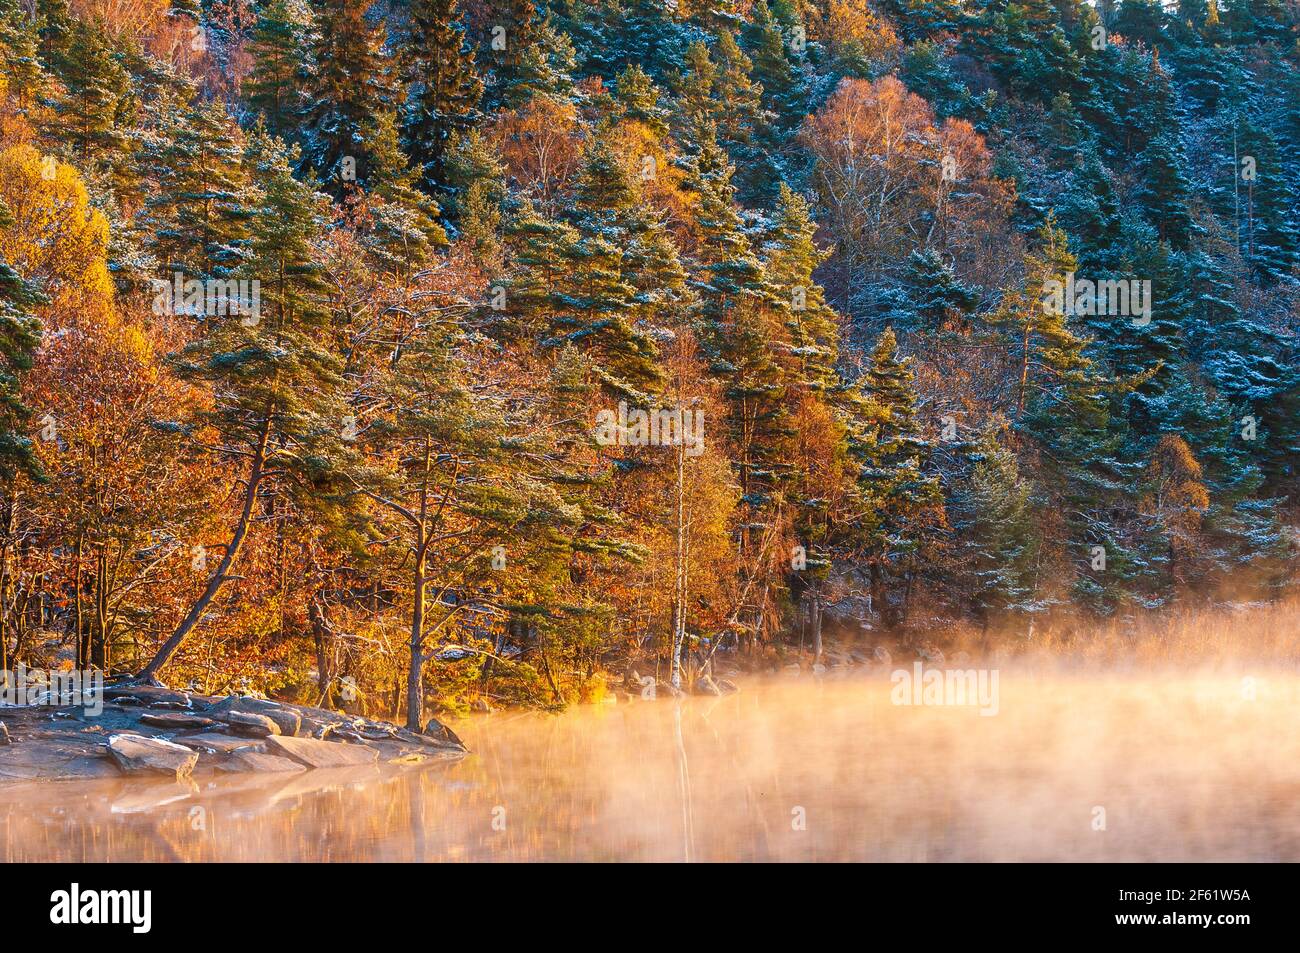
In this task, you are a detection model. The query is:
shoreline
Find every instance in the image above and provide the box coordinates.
[0,683,467,786]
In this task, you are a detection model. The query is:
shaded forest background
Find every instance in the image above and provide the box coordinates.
[0,0,1295,715]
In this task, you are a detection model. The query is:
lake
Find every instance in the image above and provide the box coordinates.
[3,668,1298,861]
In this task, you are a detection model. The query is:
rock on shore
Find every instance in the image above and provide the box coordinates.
[0,685,467,784]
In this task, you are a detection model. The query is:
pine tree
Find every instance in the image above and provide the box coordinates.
[402,0,483,197]
[685,129,790,504]
[611,63,671,139]
[845,325,944,628]
[302,0,398,195]
[0,0,45,107]
[0,198,42,483]
[995,218,1130,614]
[951,428,1038,633]
[141,99,252,281]
[243,0,312,140]
[744,0,805,131]
[761,183,839,392]
[137,132,361,679]
[683,128,792,641]
[570,137,686,322]
[364,292,570,727]
[485,200,578,347]
[358,110,448,280]
[442,128,506,255]
[711,30,783,204]
[39,19,131,169]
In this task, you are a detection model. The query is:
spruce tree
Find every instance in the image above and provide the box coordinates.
[951,428,1038,633]
[402,0,483,197]
[302,0,398,195]
[845,326,944,628]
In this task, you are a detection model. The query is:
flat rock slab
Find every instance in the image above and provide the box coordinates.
[107,733,199,780]
[139,712,219,731]
[0,748,120,782]
[222,711,281,737]
[218,751,305,774]
[266,734,379,769]
[175,733,266,755]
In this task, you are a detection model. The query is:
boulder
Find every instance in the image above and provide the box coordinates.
[106,733,199,780]
[222,710,281,738]
[265,734,379,769]
[206,696,301,737]
[693,674,723,697]
[139,712,219,731]
[103,685,193,709]
[654,680,685,699]
[422,719,466,750]
[0,721,9,745]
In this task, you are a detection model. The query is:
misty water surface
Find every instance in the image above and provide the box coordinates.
[3,670,1299,861]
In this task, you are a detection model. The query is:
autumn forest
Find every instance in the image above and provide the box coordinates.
[0,0,1296,724]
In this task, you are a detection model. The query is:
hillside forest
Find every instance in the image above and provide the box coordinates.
[0,0,1295,720]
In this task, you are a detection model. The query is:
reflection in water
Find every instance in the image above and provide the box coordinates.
[3,670,1299,861]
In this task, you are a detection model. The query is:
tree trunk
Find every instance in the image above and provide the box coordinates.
[136,415,272,682]
[309,596,335,708]
[811,583,823,667]
[405,442,435,731]
[406,543,427,732]
[669,439,687,691]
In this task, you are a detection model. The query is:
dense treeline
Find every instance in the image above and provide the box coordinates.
[0,0,1294,716]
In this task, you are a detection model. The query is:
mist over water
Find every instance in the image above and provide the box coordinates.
[4,664,1299,862]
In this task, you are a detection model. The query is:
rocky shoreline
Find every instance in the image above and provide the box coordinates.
[0,684,467,784]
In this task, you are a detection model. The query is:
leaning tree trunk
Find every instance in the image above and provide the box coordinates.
[136,417,271,682]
